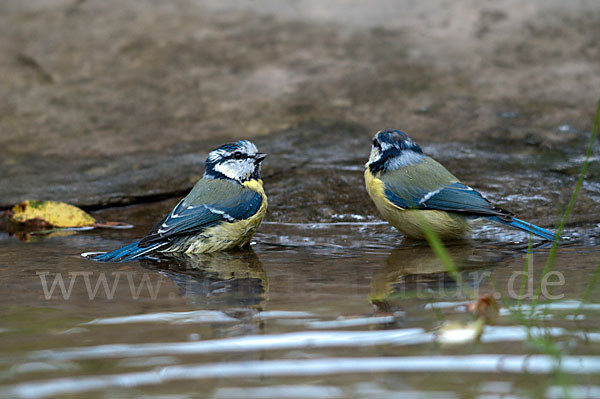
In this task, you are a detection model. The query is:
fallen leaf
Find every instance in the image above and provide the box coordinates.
[10,200,95,228]
[468,294,499,324]
[436,318,485,345]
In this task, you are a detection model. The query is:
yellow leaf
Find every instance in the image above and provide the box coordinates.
[436,318,485,345]
[10,200,96,228]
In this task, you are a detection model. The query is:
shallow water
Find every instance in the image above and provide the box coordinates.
[1,208,599,398]
[2,130,600,398]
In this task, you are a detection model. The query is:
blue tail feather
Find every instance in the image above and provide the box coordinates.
[82,240,165,263]
[490,216,555,241]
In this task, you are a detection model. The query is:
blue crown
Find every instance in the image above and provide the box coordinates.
[214,140,246,153]
[378,129,409,143]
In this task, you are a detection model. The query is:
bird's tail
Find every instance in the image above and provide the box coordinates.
[81,240,166,263]
[491,216,556,241]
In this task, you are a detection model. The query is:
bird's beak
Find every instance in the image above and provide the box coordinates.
[254,153,267,163]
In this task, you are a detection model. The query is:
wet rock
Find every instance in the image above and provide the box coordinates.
[0,151,207,208]
[257,121,374,222]
[0,0,599,218]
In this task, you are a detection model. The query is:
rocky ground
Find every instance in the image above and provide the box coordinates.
[1,0,599,223]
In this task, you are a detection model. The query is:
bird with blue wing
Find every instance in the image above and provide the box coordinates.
[364,129,555,241]
[82,140,268,262]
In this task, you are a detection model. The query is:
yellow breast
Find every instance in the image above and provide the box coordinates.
[364,168,470,240]
[183,179,268,253]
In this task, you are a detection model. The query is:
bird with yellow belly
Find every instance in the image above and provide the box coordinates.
[364,129,555,241]
[83,140,268,262]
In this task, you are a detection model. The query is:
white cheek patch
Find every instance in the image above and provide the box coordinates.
[215,160,240,180]
[368,146,381,165]
[386,150,426,170]
[237,160,255,180]
[215,159,256,181]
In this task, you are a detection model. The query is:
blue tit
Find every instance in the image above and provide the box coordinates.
[364,129,555,241]
[83,140,268,262]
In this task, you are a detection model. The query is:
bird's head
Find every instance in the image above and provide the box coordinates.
[205,140,266,182]
[366,129,425,174]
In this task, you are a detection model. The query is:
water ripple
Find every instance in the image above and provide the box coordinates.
[30,326,599,362]
[83,310,317,326]
[33,328,430,361]
[6,355,600,398]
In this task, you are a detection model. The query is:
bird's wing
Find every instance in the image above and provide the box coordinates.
[139,179,263,247]
[382,158,511,218]
[416,182,510,217]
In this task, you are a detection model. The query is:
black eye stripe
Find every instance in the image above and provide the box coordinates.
[223,151,249,161]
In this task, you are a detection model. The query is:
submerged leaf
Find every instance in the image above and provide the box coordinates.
[436,318,485,345]
[10,200,96,228]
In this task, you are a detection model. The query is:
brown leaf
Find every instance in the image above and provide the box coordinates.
[468,294,499,324]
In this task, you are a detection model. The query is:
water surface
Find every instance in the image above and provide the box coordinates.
[1,212,598,398]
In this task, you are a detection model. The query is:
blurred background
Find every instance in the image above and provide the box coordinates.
[1,0,599,221]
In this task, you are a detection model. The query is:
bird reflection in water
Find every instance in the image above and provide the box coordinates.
[370,244,508,313]
[140,248,267,309]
